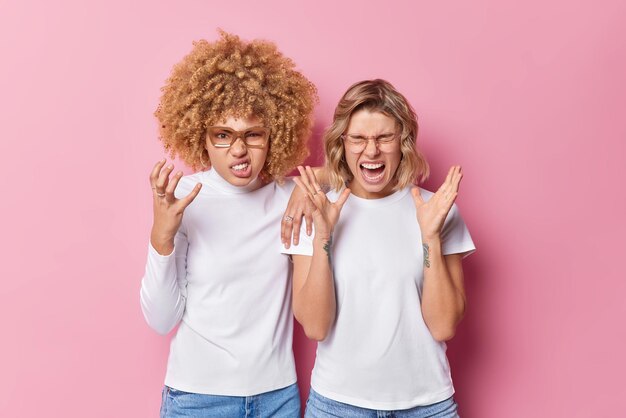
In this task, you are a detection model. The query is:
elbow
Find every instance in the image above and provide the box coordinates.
[295,311,331,341]
[303,325,330,342]
[429,314,463,342]
[142,311,177,336]
[149,320,176,336]
[426,302,465,342]
[430,327,457,342]
[140,292,178,336]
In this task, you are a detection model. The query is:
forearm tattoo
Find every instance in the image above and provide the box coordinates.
[423,243,431,268]
[323,236,333,263]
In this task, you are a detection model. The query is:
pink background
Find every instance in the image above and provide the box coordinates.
[1,0,625,416]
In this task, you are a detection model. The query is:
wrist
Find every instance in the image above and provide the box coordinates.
[421,234,442,245]
[313,234,333,262]
[313,234,332,246]
[150,231,175,255]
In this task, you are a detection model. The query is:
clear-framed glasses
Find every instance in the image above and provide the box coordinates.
[341,132,398,152]
[207,126,270,149]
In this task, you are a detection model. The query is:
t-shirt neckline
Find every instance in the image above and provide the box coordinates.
[202,168,262,194]
[339,187,410,207]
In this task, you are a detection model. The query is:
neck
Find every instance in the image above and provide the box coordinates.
[206,169,264,194]
[347,179,396,199]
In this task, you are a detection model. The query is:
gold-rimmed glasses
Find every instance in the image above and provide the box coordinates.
[207,126,270,149]
[341,132,398,153]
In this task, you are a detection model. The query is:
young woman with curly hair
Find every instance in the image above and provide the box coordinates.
[284,79,476,418]
[140,31,317,418]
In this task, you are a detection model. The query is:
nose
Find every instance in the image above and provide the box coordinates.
[229,136,248,157]
[363,138,380,156]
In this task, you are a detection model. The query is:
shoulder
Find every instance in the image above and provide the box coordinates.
[271,177,297,201]
[274,177,297,194]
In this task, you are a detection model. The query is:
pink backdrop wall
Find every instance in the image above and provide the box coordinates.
[1,0,625,416]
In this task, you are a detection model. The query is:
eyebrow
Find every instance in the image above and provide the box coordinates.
[211,126,266,130]
[346,132,395,136]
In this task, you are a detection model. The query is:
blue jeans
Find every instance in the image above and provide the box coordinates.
[160,383,300,418]
[305,389,459,418]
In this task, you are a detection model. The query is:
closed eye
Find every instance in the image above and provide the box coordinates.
[376,133,395,142]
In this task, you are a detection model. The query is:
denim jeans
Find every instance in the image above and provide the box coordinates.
[305,389,459,418]
[160,383,300,418]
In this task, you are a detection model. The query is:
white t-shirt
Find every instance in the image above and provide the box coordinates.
[140,169,298,396]
[283,187,475,410]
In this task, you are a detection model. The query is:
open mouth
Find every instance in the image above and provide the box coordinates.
[230,161,252,178]
[360,162,385,183]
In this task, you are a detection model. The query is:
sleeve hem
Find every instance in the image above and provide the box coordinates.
[442,246,476,259]
[148,241,175,260]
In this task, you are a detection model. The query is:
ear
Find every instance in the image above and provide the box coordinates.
[200,148,210,168]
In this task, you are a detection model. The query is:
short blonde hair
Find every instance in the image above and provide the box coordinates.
[155,31,318,180]
[324,79,429,191]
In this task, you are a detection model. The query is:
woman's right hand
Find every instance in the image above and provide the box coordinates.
[293,166,350,242]
[150,159,202,255]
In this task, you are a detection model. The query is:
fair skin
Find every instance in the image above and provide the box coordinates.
[292,167,350,341]
[281,168,329,248]
[292,109,467,342]
[149,115,269,256]
[343,109,402,199]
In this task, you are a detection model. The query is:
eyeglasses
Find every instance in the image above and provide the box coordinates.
[206,126,270,149]
[341,132,398,152]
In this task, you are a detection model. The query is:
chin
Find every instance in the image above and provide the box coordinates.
[228,175,256,186]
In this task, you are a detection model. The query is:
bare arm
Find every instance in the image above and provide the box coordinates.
[420,246,466,341]
[291,237,335,341]
[412,166,467,341]
[291,166,350,341]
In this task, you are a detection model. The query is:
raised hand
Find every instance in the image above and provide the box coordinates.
[149,159,202,255]
[281,182,314,249]
[411,166,462,240]
[293,166,350,242]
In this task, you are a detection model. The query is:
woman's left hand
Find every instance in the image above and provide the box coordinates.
[294,166,350,243]
[411,166,463,240]
[282,177,314,248]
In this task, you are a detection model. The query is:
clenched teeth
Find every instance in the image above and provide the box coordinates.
[232,163,249,171]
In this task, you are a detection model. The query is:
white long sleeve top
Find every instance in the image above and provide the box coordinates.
[140,169,301,396]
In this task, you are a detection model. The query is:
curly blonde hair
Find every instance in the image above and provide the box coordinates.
[324,79,429,191]
[155,31,318,180]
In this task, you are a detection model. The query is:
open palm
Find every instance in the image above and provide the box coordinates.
[411,166,463,240]
[293,166,350,241]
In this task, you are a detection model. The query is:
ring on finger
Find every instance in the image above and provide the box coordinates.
[156,192,166,197]
[284,215,294,222]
